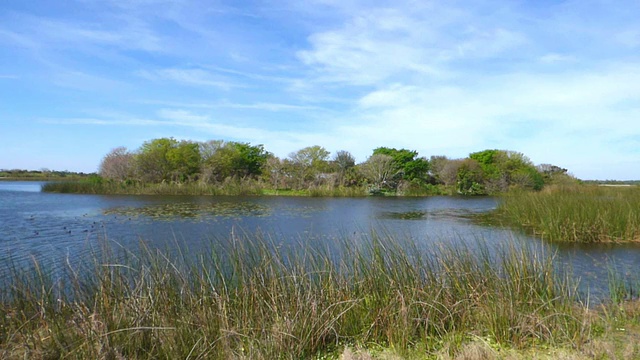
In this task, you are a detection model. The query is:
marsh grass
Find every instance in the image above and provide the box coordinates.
[42,180,372,197]
[495,185,640,243]
[0,231,605,359]
[42,178,265,196]
[307,185,368,197]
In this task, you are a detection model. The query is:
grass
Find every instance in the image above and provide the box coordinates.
[41,178,457,198]
[3,230,637,359]
[0,169,92,181]
[42,178,265,196]
[494,185,640,243]
[42,180,373,197]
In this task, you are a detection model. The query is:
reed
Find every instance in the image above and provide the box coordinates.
[42,178,265,196]
[43,180,374,198]
[495,185,640,243]
[307,184,368,197]
[0,231,605,359]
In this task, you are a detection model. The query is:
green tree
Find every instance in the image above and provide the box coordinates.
[135,138,201,182]
[372,147,430,183]
[168,140,201,181]
[456,159,484,195]
[234,142,268,177]
[200,141,268,183]
[135,138,179,183]
[288,145,331,188]
[469,149,544,192]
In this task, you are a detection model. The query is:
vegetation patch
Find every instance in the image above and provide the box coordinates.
[40,137,577,196]
[1,232,637,359]
[494,185,640,243]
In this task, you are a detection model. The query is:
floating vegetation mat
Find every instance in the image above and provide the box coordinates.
[379,208,481,221]
[104,201,272,221]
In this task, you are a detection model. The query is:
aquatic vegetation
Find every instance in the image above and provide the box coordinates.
[496,185,640,243]
[42,179,265,196]
[2,231,629,359]
[103,201,272,221]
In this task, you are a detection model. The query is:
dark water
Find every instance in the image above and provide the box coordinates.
[1,181,639,301]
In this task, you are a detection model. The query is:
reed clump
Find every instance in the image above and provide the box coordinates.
[42,178,265,196]
[496,185,640,243]
[307,185,368,197]
[0,232,600,359]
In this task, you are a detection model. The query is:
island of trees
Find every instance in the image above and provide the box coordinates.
[46,137,575,196]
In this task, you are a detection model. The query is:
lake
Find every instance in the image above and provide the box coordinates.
[1,181,639,301]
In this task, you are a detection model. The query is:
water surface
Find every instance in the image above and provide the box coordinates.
[1,181,639,301]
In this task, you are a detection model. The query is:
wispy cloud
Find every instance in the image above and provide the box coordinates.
[138,99,322,112]
[137,68,239,89]
[157,109,210,125]
[539,53,576,64]
[1,12,162,52]
[39,117,160,126]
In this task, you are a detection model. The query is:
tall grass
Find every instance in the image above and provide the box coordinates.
[42,180,372,197]
[307,184,368,197]
[496,185,640,243]
[0,231,595,359]
[42,178,265,196]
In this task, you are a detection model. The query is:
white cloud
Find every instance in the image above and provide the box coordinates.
[1,13,162,52]
[157,109,210,125]
[39,117,160,126]
[539,53,575,64]
[137,68,238,89]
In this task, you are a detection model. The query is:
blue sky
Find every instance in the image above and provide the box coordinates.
[1,0,639,180]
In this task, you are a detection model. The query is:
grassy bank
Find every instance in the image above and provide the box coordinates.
[2,232,638,359]
[0,169,92,181]
[41,179,266,196]
[495,185,640,243]
[41,180,437,197]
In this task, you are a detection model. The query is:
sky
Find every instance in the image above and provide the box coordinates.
[1,0,639,180]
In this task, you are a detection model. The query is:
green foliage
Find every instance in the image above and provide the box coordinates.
[290,145,331,170]
[78,140,580,196]
[235,142,268,177]
[372,147,430,183]
[167,140,201,181]
[0,169,92,180]
[136,138,201,182]
[288,145,332,189]
[469,149,543,192]
[201,141,268,182]
[86,174,104,185]
[453,159,483,195]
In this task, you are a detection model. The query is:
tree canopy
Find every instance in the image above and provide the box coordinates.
[94,138,575,195]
